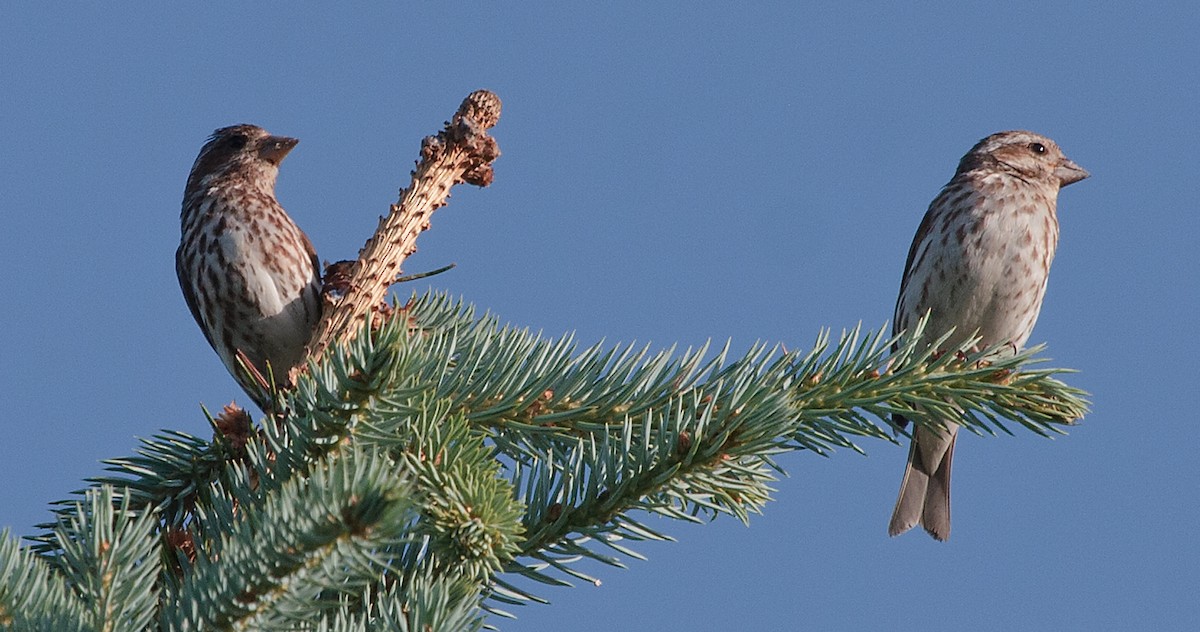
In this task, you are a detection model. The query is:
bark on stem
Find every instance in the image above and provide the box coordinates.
[296,90,502,377]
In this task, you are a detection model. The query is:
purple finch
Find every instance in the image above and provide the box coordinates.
[176,124,321,410]
[888,130,1088,540]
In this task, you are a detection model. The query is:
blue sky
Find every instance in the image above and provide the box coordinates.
[1,3,1197,630]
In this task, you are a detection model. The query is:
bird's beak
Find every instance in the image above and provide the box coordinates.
[1055,158,1089,187]
[260,135,299,165]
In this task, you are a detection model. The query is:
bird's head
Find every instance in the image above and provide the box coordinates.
[186,124,299,193]
[958,130,1089,189]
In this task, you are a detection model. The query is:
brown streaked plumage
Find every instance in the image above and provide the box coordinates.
[176,124,321,410]
[888,130,1088,541]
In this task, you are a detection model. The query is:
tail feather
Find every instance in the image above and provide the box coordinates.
[921,433,954,541]
[889,439,928,537]
[888,425,957,541]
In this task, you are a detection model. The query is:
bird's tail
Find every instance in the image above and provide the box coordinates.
[888,429,956,541]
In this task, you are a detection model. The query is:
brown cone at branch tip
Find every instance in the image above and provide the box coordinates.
[457,90,502,129]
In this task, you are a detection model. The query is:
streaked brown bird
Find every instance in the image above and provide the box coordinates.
[888,130,1088,541]
[176,124,322,410]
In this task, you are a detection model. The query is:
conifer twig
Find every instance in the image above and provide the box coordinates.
[297,90,502,377]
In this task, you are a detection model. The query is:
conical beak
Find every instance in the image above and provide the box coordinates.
[1056,158,1089,187]
[260,135,299,165]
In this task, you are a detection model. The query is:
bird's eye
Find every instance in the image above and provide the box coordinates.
[227,134,248,150]
[1029,142,1047,155]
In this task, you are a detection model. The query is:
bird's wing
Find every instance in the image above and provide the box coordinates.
[176,245,218,352]
[893,192,945,336]
[890,185,951,430]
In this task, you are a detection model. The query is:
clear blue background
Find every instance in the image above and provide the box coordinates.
[2,3,1196,630]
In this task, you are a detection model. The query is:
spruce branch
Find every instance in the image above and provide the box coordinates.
[300,90,502,367]
[11,290,1087,626]
[283,292,1087,600]
[20,291,1086,625]
[51,487,161,632]
[2,486,160,632]
[0,529,87,631]
[314,575,486,632]
[160,447,419,631]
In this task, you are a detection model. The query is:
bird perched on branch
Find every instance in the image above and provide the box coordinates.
[888,130,1088,541]
[176,124,322,410]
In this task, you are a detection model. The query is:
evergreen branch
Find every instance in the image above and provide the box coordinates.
[402,295,1085,596]
[315,575,486,632]
[96,429,223,524]
[51,486,161,632]
[160,447,419,631]
[284,291,1086,600]
[0,529,88,631]
[24,430,220,560]
[282,335,528,586]
[3,486,161,631]
[9,290,1087,626]
[791,318,1088,440]
[300,90,502,365]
